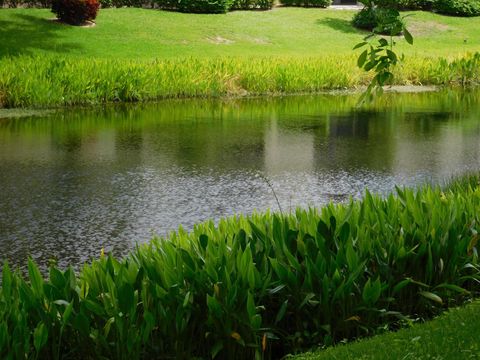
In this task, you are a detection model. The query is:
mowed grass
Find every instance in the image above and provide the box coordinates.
[292,301,480,360]
[0,7,479,59]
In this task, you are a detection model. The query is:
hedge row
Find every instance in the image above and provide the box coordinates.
[2,0,479,15]
[366,0,480,16]
[0,0,274,11]
[373,0,436,10]
[0,0,323,8]
[435,0,480,16]
[1,174,480,359]
[279,0,331,8]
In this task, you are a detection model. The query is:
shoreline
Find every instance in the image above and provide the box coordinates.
[0,85,447,118]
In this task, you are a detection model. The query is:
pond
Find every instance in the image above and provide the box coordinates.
[1,90,479,271]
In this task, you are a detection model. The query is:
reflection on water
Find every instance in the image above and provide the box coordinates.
[0,90,479,271]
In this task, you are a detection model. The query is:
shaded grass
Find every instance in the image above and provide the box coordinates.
[292,300,480,360]
[0,8,479,59]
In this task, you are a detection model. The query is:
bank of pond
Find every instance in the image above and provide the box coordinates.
[1,53,479,109]
[1,173,479,358]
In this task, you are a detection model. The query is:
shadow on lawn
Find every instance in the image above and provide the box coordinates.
[316,17,364,34]
[0,13,82,57]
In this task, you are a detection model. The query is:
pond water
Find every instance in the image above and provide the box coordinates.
[1,90,480,271]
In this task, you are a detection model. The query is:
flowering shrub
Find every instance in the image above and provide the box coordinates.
[51,0,99,25]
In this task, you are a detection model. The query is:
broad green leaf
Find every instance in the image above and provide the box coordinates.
[183,291,191,308]
[364,61,376,72]
[386,49,398,63]
[64,266,76,291]
[206,294,222,318]
[339,222,350,243]
[403,27,414,45]
[317,220,330,241]
[103,317,115,337]
[62,301,74,326]
[353,41,368,50]
[251,314,262,330]
[33,322,48,352]
[362,278,381,304]
[247,291,256,320]
[54,299,70,307]
[180,249,195,271]
[346,242,358,270]
[419,291,443,305]
[84,300,106,316]
[0,323,7,350]
[329,216,337,232]
[393,278,412,294]
[357,49,368,68]
[143,311,155,342]
[73,312,90,337]
[435,283,469,294]
[268,284,286,294]
[28,258,44,296]
[211,341,223,359]
[199,234,208,250]
[2,262,12,301]
[275,300,288,324]
[49,267,65,289]
[378,38,389,47]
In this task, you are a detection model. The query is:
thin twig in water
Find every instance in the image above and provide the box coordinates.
[256,172,283,215]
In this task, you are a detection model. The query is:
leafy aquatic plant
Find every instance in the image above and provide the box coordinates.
[1,174,480,358]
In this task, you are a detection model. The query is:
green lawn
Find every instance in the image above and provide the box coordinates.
[292,301,480,360]
[0,7,479,59]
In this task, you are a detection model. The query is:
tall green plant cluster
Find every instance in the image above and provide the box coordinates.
[0,55,359,108]
[1,175,480,359]
[1,54,479,109]
[432,53,480,86]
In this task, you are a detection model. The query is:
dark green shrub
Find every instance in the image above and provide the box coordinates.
[373,0,434,10]
[99,0,144,8]
[52,0,99,24]
[352,6,377,30]
[352,7,404,35]
[1,0,52,6]
[38,0,52,7]
[435,0,480,16]
[154,0,232,13]
[279,0,331,8]
[99,0,113,7]
[230,0,273,10]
